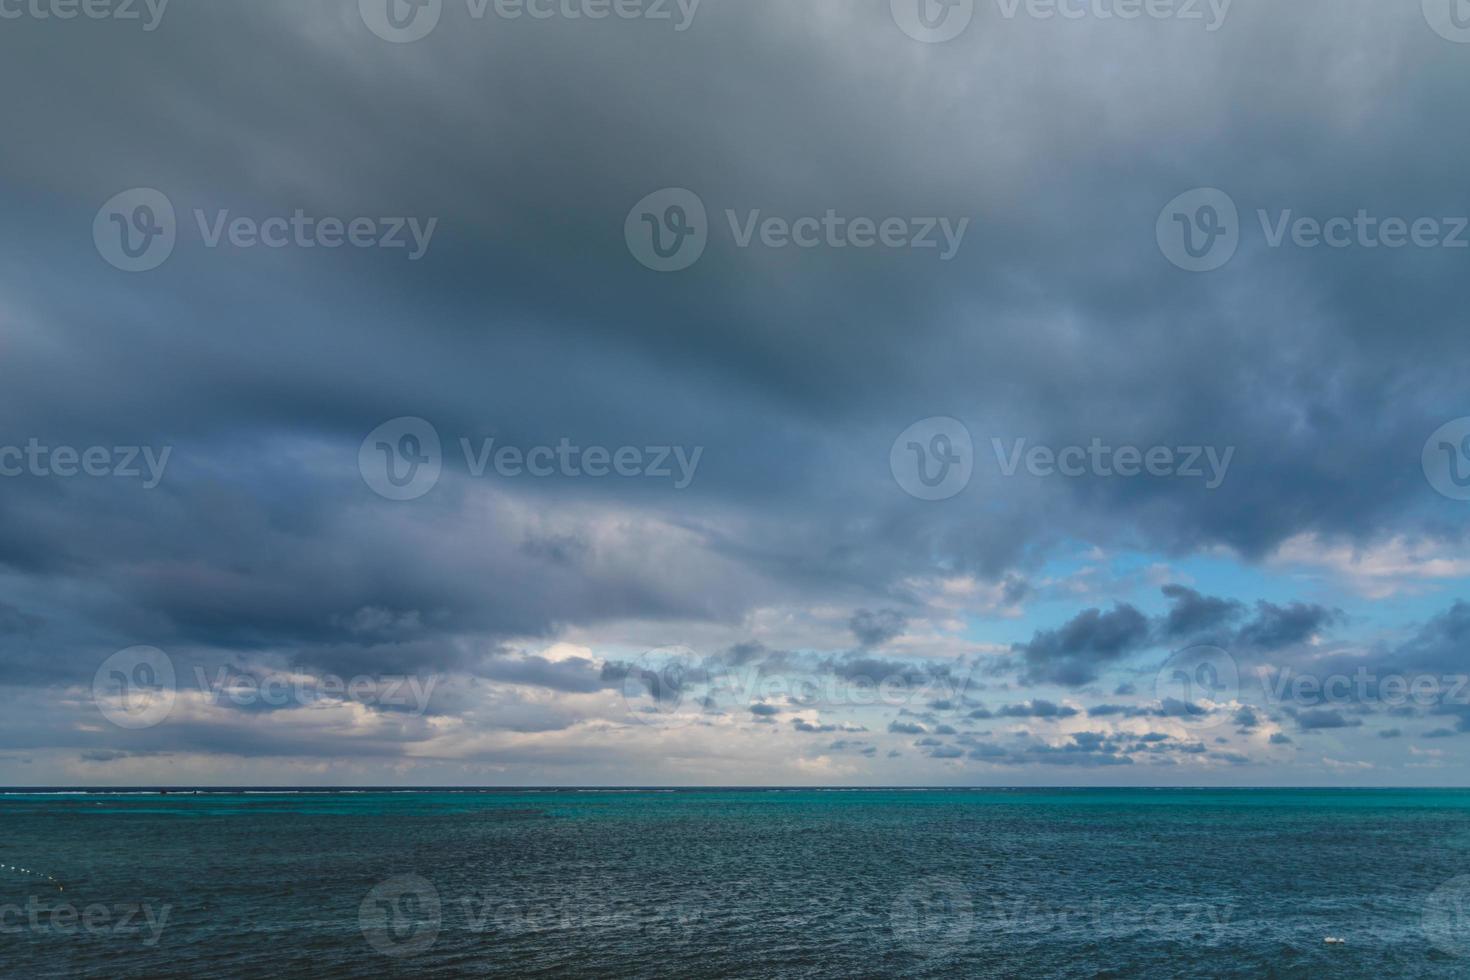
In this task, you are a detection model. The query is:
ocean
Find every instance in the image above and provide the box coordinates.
[1,788,1469,977]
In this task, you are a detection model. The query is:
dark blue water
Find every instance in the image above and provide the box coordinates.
[2,788,1470,977]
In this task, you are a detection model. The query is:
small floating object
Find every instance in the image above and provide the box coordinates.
[1324,937,1346,945]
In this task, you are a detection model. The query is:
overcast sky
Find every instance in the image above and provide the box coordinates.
[1,0,1469,786]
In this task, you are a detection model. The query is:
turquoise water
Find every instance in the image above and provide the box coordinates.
[2,788,1470,977]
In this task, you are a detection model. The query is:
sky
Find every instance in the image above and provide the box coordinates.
[1,0,1470,786]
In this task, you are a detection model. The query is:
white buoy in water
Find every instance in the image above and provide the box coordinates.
[1324,937,1346,945]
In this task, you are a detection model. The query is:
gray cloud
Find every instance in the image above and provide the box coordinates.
[1015,604,1152,686]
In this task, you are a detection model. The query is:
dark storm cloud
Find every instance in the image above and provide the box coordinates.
[0,0,1465,779]
[1290,709,1363,732]
[1007,586,1349,700]
[1014,604,1152,686]
[849,609,907,649]
[1236,601,1342,651]
[825,656,933,688]
[1157,586,1339,653]
[0,0,1459,674]
[1394,602,1470,673]
[1158,585,1243,640]
[994,700,1079,720]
